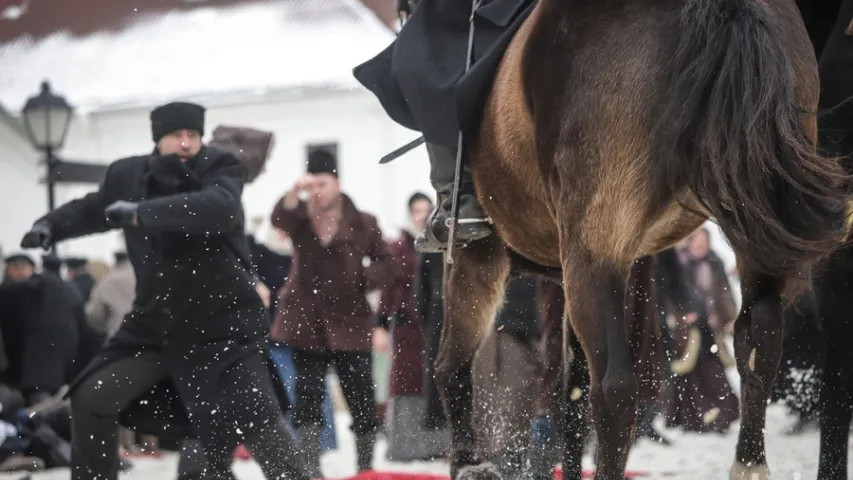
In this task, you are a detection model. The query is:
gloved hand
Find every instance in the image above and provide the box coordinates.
[105,201,139,227]
[20,222,53,250]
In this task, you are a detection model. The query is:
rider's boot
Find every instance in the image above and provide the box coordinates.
[415,142,493,253]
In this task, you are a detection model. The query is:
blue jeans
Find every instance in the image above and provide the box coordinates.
[268,343,337,451]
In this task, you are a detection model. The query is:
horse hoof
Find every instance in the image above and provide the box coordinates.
[455,462,502,480]
[730,462,770,480]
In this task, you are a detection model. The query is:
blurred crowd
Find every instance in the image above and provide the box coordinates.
[0,156,823,478]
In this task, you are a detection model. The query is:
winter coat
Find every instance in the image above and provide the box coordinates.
[0,275,80,401]
[269,194,398,352]
[247,234,292,320]
[33,147,288,444]
[414,252,446,428]
[378,231,426,396]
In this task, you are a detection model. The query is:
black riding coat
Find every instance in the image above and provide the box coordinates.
[34,147,288,443]
[353,0,536,148]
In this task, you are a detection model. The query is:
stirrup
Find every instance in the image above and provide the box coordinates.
[445,217,493,228]
[415,225,464,253]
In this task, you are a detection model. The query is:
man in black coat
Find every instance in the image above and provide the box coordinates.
[0,254,79,406]
[40,254,62,278]
[63,257,94,302]
[353,0,536,252]
[19,101,307,480]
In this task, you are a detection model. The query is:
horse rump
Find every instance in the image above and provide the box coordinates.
[655,0,850,296]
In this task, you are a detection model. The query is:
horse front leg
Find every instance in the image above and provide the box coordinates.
[435,236,510,480]
[561,248,637,480]
[729,270,784,480]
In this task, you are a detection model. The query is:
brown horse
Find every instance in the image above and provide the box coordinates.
[432,1,851,480]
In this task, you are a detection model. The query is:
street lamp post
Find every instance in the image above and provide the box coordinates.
[21,81,73,212]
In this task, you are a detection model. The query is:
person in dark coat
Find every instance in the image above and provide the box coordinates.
[353,0,537,252]
[665,231,740,434]
[0,254,79,405]
[270,151,399,476]
[246,228,339,454]
[246,232,292,320]
[635,247,702,445]
[378,192,449,461]
[18,101,307,480]
[415,251,447,430]
[472,276,543,478]
[63,258,94,302]
[40,254,62,278]
[771,291,823,434]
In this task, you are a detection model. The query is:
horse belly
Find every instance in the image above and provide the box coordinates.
[487,194,561,267]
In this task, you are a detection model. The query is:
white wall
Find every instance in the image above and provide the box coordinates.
[0,123,48,261]
[44,89,433,261]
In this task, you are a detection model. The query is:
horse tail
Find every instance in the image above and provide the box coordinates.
[657,0,849,294]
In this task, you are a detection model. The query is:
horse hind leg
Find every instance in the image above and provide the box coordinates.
[435,235,510,480]
[729,267,784,480]
[560,243,638,480]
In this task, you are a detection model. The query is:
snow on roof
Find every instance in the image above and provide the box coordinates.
[0,0,395,114]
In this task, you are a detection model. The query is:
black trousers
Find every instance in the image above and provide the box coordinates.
[291,349,378,436]
[70,352,306,480]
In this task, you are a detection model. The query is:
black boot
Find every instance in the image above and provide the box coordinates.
[415,142,493,253]
[296,426,322,478]
[356,433,376,473]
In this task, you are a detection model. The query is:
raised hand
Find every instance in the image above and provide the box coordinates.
[20,222,53,250]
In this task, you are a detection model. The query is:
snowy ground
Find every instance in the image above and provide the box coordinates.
[1,368,846,480]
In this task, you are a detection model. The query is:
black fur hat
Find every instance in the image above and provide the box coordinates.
[150,102,205,143]
[306,149,338,177]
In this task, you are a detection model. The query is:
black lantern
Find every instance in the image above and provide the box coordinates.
[21,81,73,152]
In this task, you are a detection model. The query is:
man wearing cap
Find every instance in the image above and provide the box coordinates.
[40,255,62,278]
[63,257,95,302]
[18,101,307,480]
[270,149,398,476]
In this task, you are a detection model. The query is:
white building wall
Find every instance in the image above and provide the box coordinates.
[0,123,48,260]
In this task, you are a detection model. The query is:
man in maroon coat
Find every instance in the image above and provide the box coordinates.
[270,150,398,476]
